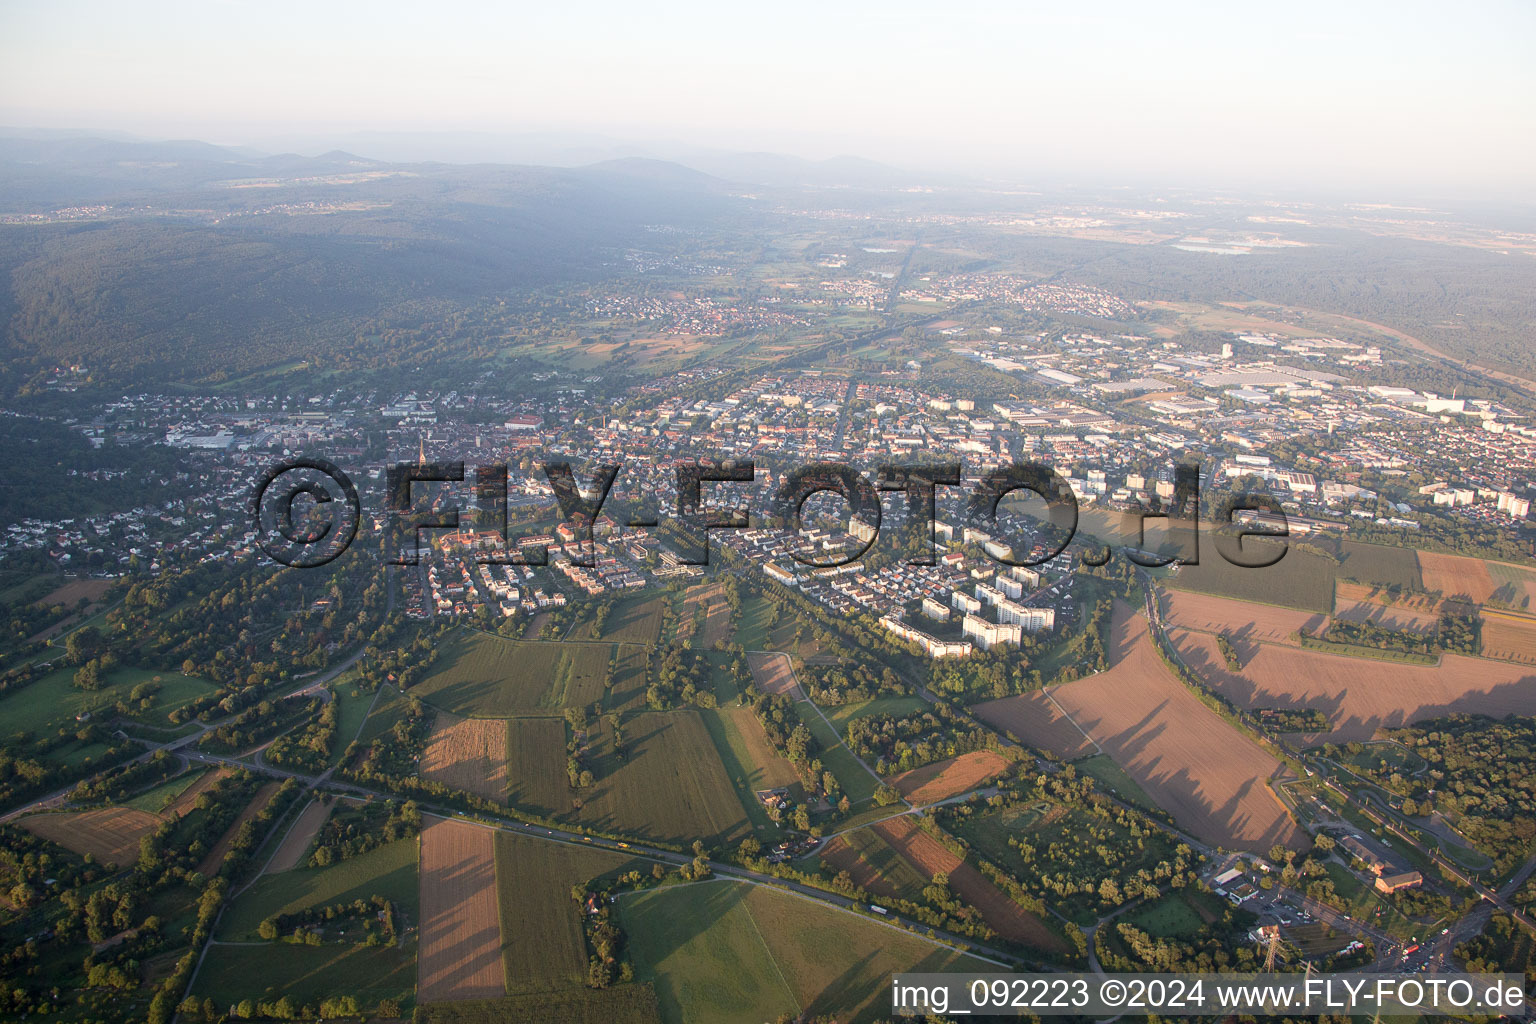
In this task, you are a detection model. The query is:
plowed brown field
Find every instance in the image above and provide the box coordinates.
[891,750,1012,804]
[420,713,508,803]
[1161,590,1325,643]
[977,691,1096,758]
[20,807,161,866]
[1481,610,1536,665]
[747,651,802,697]
[418,816,504,1003]
[1172,627,1536,741]
[980,603,1305,853]
[162,767,231,818]
[1418,551,1496,602]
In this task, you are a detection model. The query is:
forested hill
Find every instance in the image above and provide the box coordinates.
[0,141,741,391]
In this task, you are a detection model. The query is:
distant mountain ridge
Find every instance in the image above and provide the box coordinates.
[0,128,929,191]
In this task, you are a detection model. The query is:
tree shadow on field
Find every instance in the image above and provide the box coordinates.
[620,880,758,1009]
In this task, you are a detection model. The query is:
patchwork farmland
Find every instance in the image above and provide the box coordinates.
[869,817,1064,951]
[978,603,1307,853]
[816,825,930,900]
[623,879,992,1024]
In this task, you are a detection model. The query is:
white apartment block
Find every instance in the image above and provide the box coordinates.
[998,600,1055,631]
[963,613,1023,650]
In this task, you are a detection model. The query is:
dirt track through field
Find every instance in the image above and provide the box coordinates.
[418,816,504,1003]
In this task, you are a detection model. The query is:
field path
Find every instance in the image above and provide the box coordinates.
[747,650,895,803]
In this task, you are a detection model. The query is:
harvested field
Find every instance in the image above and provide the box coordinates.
[606,646,650,714]
[1418,551,1497,603]
[1488,561,1536,611]
[37,578,113,607]
[891,750,1012,804]
[495,831,643,994]
[505,716,569,816]
[623,879,987,1024]
[747,651,802,697]
[1333,582,1445,633]
[816,828,928,900]
[981,604,1306,853]
[1338,542,1423,590]
[198,782,281,876]
[1480,610,1536,665]
[554,644,611,709]
[711,705,801,791]
[593,596,666,645]
[412,630,611,716]
[1172,627,1536,741]
[20,807,162,866]
[1160,589,1324,644]
[681,584,732,648]
[266,797,334,873]
[977,691,1096,758]
[418,817,504,1003]
[563,712,751,847]
[872,818,1064,951]
[421,712,508,803]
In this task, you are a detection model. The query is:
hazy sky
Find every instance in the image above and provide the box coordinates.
[2,0,1533,195]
